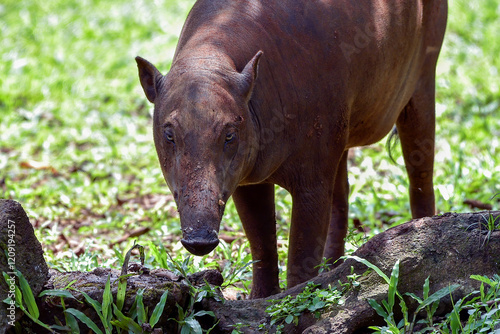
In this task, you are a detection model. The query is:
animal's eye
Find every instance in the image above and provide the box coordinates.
[225,133,236,143]
[165,129,175,144]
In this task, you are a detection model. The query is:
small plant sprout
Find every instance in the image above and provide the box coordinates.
[2,270,55,333]
[467,212,500,246]
[263,275,360,333]
[346,256,460,334]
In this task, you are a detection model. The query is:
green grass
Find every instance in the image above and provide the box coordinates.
[348,257,500,333]
[1,0,499,284]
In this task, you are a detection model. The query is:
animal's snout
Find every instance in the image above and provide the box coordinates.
[181,229,219,256]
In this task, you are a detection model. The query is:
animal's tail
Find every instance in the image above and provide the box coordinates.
[386,127,400,165]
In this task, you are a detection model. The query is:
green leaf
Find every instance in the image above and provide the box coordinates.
[449,308,461,334]
[38,289,77,299]
[416,285,460,313]
[116,273,134,311]
[387,260,400,311]
[113,248,125,264]
[16,270,39,319]
[102,275,113,332]
[65,308,103,334]
[2,271,14,287]
[368,299,389,319]
[77,290,103,315]
[285,314,294,324]
[448,294,463,334]
[135,288,146,325]
[423,276,430,299]
[65,312,81,334]
[399,298,409,328]
[175,302,185,321]
[405,292,423,304]
[343,256,390,284]
[150,290,169,327]
[147,241,169,269]
[193,310,215,318]
[112,304,144,333]
[195,289,208,303]
[14,285,23,308]
[185,317,203,334]
[9,291,54,334]
[309,300,326,312]
[471,275,495,287]
[181,325,192,334]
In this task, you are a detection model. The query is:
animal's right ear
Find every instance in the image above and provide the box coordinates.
[135,56,163,103]
[240,51,263,101]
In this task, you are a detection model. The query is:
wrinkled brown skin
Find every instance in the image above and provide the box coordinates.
[136,0,448,298]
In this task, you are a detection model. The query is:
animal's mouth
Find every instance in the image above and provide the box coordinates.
[181,229,219,256]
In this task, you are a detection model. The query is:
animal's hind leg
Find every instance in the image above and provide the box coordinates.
[396,65,437,218]
[232,183,280,298]
[324,150,349,265]
[396,0,446,218]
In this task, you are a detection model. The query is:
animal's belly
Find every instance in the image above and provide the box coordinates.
[345,53,424,147]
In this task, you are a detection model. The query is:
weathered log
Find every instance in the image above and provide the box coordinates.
[37,267,223,333]
[0,200,49,333]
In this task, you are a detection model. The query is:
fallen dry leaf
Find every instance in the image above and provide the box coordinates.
[20,160,59,174]
[463,199,493,210]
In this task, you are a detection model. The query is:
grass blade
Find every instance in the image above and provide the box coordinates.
[185,317,203,334]
[65,312,81,334]
[416,284,460,313]
[116,273,135,311]
[38,289,76,299]
[73,289,104,323]
[150,290,169,327]
[136,288,147,325]
[387,260,400,310]
[147,241,169,269]
[102,275,113,333]
[16,270,39,319]
[423,276,430,299]
[368,299,389,319]
[470,274,496,287]
[112,304,143,333]
[65,308,103,334]
[343,256,390,284]
[193,310,215,318]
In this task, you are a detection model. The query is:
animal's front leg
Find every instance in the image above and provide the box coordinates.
[287,181,333,288]
[232,183,280,298]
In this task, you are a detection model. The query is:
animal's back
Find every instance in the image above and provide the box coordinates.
[175,0,447,150]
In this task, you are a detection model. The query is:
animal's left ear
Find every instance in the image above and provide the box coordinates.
[240,51,263,100]
[135,56,164,104]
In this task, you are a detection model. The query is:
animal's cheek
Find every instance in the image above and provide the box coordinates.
[225,145,246,176]
[159,153,177,184]
[223,141,239,163]
[158,147,175,168]
[164,168,179,202]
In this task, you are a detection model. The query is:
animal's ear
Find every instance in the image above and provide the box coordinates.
[135,56,163,103]
[240,51,263,100]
